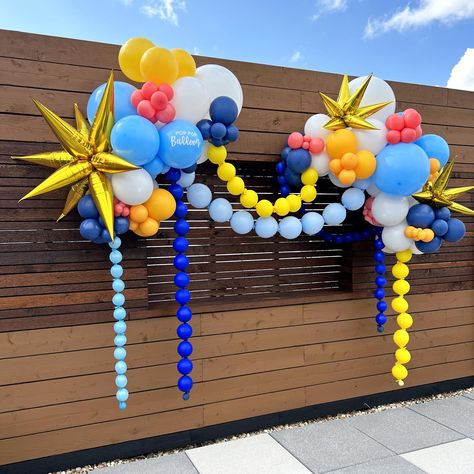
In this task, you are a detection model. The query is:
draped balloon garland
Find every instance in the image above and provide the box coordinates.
[13,37,473,408]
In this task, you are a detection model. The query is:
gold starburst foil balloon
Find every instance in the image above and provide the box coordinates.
[12,72,138,238]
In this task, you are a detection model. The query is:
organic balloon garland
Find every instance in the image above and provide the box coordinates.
[13,37,473,409]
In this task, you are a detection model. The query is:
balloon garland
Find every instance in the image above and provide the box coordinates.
[12,35,474,408]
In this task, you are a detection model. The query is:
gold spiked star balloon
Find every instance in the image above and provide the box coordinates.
[412,160,474,216]
[12,72,138,238]
[319,74,393,130]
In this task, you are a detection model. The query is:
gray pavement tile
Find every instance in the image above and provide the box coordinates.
[271,419,392,473]
[401,438,474,474]
[409,395,474,437]
[348,407,463,454]
[93,453,198,474]
[326,454,424,473]
[463,392,474,401]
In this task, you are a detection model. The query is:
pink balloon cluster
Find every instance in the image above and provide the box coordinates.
[131,82,176,124]
[287,131,325,154]
[386,109,422,145]
[113,198,130,217]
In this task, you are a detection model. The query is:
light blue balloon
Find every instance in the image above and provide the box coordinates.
[114,334,127,347]
[87,81,137,123]
[114,320,127,334]
[278,216,302,240]
[111,115,160,166]
[114,347,127,361]
[301,212,324,235]
[415,134,450,167]
[116,388,129,402]
[230,211,254,235]
[353,177,372,190]
[143,155,165,178]
[342,188,365,211]
[115,375,128,388]
[112,278,125,293]
[209,198,233,222]
[187,183,212,208]
[177,171,196,188]
[158,120,204,169]
[374,143,429,196]
[255,217,278,238]
[115,361,127,374]
[323,203,347,225]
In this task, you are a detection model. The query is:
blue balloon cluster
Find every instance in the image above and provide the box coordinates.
[78,196,129,243]
[407,204,466,253]
[197,96,240,147]
[373,233,387,333]
[277,145,311,192]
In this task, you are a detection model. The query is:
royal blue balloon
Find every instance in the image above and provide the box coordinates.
[209,198,233,222]
[178,375,193,392]
[375,275,387,287]
[87,81,137,123]
[169,183,184,200]
[165,168,181,182]
[176,289,191,305]
[174,254,189,270]
[277,176,286,186]
[280,185,290,197]
[375,263,386,274]
[80,218,101,240]
[78,195,99,219]
[187,183,212,208]
[287,148,311,173]
[210,96,238,125]
[415,134,450,167]
[173,236,189,253]
[178,341,193,357]
[416,236,443,253]
[374,288,385,300]
[255,217,278,238]
[443,218,466,242]
[114,217,129,235]
[196,119,212,140]
[111,115,159,166]
[281,146,291,161]
[174,219,190,236]
[434,207,451,221]
[158,120,203,169]
[177,323,192,339]
[230,211,254,235]
[278,216,302,240]
[225,125,239,142]
[431,219,449,237]
[406,204,435,228]
[301,212,324,235]
[376,313,387,325]
[374,250,385,262]
[284,167,302,188]
[341,188,365,211]
[177,358,193,375]
[377,301,387,312]
[374,143,429,196]
[175,201,188,218]
[323,203,347,225]
[177,306,192,322]
[174,272,190,288]
[143,156,165,179]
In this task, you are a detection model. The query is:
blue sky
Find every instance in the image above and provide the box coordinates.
[1,0,473,89]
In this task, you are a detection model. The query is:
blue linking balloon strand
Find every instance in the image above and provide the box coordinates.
[109,236,129,410]
[166,169,194,400]
[373,230,388,333]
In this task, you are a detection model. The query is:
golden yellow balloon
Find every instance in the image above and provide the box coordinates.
[145,188,176,221]
[301,168,318,185]
[172,48,196,77]
[240,189,258,208]
[274,198,290,217]
[139,217,160,237]
[326,129,358,160]
[395,348,411,364]
[397,313,413,329]
[227,177,245,195]
[393,279,410,296]
[286,194,302,212]
[119,37,155,82]
[301,185,317,203]
[140,46,178,85]
[392,363,408,381]
[392,262,409,280]
[396,249,413,263]
[208,145,227,164]
[256,199,273,217]
[393,329,409,348]
[217,162,236,181]
[392,296,409,314]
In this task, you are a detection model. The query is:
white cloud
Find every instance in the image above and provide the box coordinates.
[139,0,186,25]
[290,50,304,63]
[120,0,134,6]
[193,46,200,55]
[447,48,474,91]
[312,0,348,21]
[365,0,474,38]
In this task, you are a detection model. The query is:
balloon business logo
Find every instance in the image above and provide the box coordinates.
[13,37,473,410]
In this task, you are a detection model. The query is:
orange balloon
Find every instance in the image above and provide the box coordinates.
[129,220,139,231]
[130,204,149,223]
[326,129,357,159]
[140,47,179,85]
[354,150,376,179]
[338,169,357,185]
[139,217,160,236]
[145,188,176,221]
[341,152,358,170]
[329,158,342,174]
[429,158,440,174]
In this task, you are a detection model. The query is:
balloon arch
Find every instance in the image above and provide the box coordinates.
[14,38,473,410]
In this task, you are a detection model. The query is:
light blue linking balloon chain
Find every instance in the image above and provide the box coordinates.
[109,236,129,410]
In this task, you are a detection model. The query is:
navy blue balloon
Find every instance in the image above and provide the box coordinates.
[287,148,311,173]
[177,323,192,339]
[374,288,385,300]
[443,218,466,242]
[406,204,435,228]
[344,234,353,244]
[435,207,451,221]
[280,185,290,197]
[352,232,361,242]
[335,235,344,245]
[176,289,191,304]
[376,313,387,325]
[177,341,193,357]
[196,119,212,140]
[284,167,302,187]
[173,236,189,253]
[175,201,188,218]
[80,218,101,240]
[169,183,184,200]
[78,195,99,219]
[281,146,291,161]
[174,272,190,288]
[210,96,238,125]
[177,305,192,322]
[416,236,442,253]
[165,168,181,182]
[375,276,387,287]
[224,125,239,142]
[114,217,129,235]
[177,358,193,375]
[377,301,388,312]
[183,163,197,173]
[178,375,193,392]
[361,229,370,240]
[277,175,286,186]
[377,326,385,333]
[174,254,189,270]
[211,137,224,147]
[174,219,190,236]
[431,219,449,237]
[210,122,227,139]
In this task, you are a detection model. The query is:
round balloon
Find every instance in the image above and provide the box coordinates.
[111,169,154,205]
[341,188,366,211]
[371,193,409,226]
[230,211,254,234]
[187,183,212,208]
[255,217,278,238]
[353,118,388,155]
[415,134,450,167]
[278,216,302,239]
[140,46,178,85]
[381,221,413,252]
[171,77,209,124]
[301,212,324,235]
[304,114,332,141]
[119,37,154,82]
[171,48,196,77]
[311,151,330,176]
[209,198,233,222]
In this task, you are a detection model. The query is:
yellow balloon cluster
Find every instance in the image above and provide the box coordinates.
[208,145,318,217]
[119,37,196,85]
[391,249,413,387]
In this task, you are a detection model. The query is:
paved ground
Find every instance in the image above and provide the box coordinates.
[95,393,474,473]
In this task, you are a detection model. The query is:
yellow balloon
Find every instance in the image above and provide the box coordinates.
[393,329,409,348]
[256,199,273,217]
[240,189,258,208]
[286,194,302,212]
[301,168,318,185]
[119,37,155,82]
[208,145,227,164]
[140,47,178,85]
[301,185,317,203]
[217,162,236,181]
[172,48,196,77]
[274,198,290,217]
[395,348,411,364]
[392,262,409,280]
[397,312,413,329]
[326,129,357,160]
[227,177,245,195]
[392,363,408,381]
[392,296,409,314]
[396,249,413,263]
[393,279,410,296]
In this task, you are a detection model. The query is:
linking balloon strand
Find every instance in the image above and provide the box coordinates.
[390,249,413,386]
[373,230,388,333]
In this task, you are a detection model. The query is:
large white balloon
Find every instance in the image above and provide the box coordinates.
[382,220,413,252]
[195,64,243,114]
[348,75,396,123]
[353,118,388,155]
[197,141,210,164]
[371,193,409,226]
[171,77,209,124]
[304,114,332,141]
[111,169,154,205]
[310,151,330,176]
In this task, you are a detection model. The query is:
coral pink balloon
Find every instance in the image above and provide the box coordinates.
[151,90,168,111]
[387,130,401,144]
[309,137,325,154]
[386,114,404,131]
[114,204,123,216]
[137,100,155,120]
[288,132,304,149]
[302,142,309,150]
[131,90,144,108]
[156,103,176,123]
[401,128,417,143]
[303,135,311,142]
[122,207,130,217]
[415,125,423,139]
[403,110,422,128]
[142,82,158,99]
[159,83,174,101]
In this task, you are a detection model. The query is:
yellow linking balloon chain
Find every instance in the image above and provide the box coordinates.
[207,145,319,218]
[390,249,414,386]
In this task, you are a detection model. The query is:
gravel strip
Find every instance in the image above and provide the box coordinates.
[52,386,473,474]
